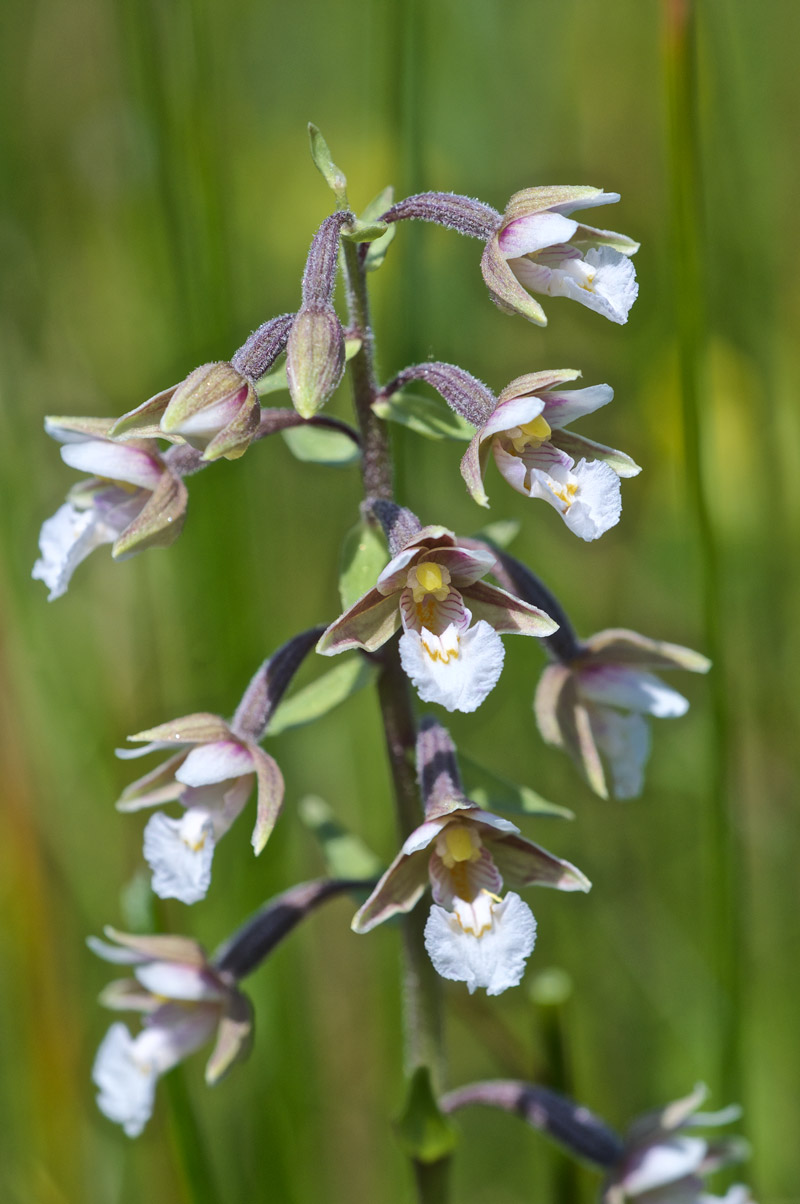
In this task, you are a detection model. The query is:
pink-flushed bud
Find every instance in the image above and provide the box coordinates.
[111,362,260,461]
[351,719,589,996]
[602,1083,752,1204]
[481,186,639,327]
[318,525,558,713]
[534,628,711,799]
[90,927,252,1137]
[285,305,346,418]
[32,417,188,600]
[116,630,322,903]
[460,369,640,539]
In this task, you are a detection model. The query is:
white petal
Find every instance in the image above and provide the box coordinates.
[32,502,119,600]
[175,740,254,787]
[551,191,620,216]
[588,706,651,799]
[399,621,505,713]
[87,936,146,965]
[60,440,163,490]
[143,810,216,904]
[623,1136,709,1195]
[579,665,689,717]
[561,459,622,541]
[134,961,225,1002]
[542,384,614,430]
[498,211,579,257]
[424,892,537,995]
[92,1023,157,1138]
[480,395,546,442]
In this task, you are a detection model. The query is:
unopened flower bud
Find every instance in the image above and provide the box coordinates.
[160,362,260,461]
[285,305,345,418]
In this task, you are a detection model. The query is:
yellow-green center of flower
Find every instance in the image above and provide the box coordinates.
[510,413,552,453]
[551,481,578,510]
[409,561,451,604]
[438,822,481,869]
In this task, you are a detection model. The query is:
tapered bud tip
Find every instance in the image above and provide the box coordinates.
[286,307,346,418]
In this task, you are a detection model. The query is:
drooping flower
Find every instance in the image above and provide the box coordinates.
[481,187,639,327]
[460,369,640,539]
[32,417,188,600]
[603,1084,753,1204]
[117,629,322,903]
[90,928,252,1137]
[318,526,557,713]
[352,720,590,994]
[534,628,711,799]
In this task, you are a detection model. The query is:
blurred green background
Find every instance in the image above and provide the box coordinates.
[1,0,797,1201]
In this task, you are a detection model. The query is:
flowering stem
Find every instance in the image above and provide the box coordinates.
[663,0,742,1102]
[339,237,445,1204]
[342,235,448,1204]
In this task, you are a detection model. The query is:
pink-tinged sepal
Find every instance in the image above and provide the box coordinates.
[115,753,188,811]
[584,629,712,674]
[158,362,260,461]
[205,991,254,1084]
[249,744,285,855]
[351,848,431,933]
[111,467,188,559]
[462,579,558,637]
[481,236,548,325]
[285,306,346,418]
[485,832,591,892]
[109,385,180,440]
[127,713,234,747]
[317,588,401,654]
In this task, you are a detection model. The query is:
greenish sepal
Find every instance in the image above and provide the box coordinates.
[372,393,475,441]
[471,519,520,549]
[359,186,397,271]
[267,657,378,736]
[395,1067,458,1164]
[459,754,574,819]
[308,123,348,207]
[339,521,389,610]
[281,424,361,466]
[256,339,360,397]
[298,795,382,879]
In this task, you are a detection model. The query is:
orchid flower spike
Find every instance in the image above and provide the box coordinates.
[535,628,711,799]
[352,720,590,995]
[116,628,322,904]
[32,417,188,600]
[460,370,640,539]
[481,186,639,326]
[603,1083,753,1204]
[90,928,253,1137]
[318,525,557,713]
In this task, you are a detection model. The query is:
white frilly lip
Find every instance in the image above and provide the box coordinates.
[32,499,139,600]
[399,620,505,713]
[423,891,537,995]
[92,1022,158,1138]
[510,245,638,325]
[143,809,216,904]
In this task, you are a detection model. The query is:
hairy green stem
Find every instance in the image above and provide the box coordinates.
[663,0,741,1102]
[342,235,448,1204]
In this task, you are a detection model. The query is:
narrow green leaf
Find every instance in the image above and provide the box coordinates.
[308,123,348,206]
[267,657,377,736]
[459,754,573,819]
[395,1067,458,1164]
[339,521,388,609]
[281,424,361,467]
[298,795,382,879]
[471,519,521,550]
[371,393,475,441]
[360,186,397,272]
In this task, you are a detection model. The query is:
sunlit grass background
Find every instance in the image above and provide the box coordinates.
[1,1,797,1201]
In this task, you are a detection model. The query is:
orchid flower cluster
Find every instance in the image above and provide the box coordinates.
[35,127,752,1201]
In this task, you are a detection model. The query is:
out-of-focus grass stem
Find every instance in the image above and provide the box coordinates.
[662,0,741,1102]
[164,1066,223,1204]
